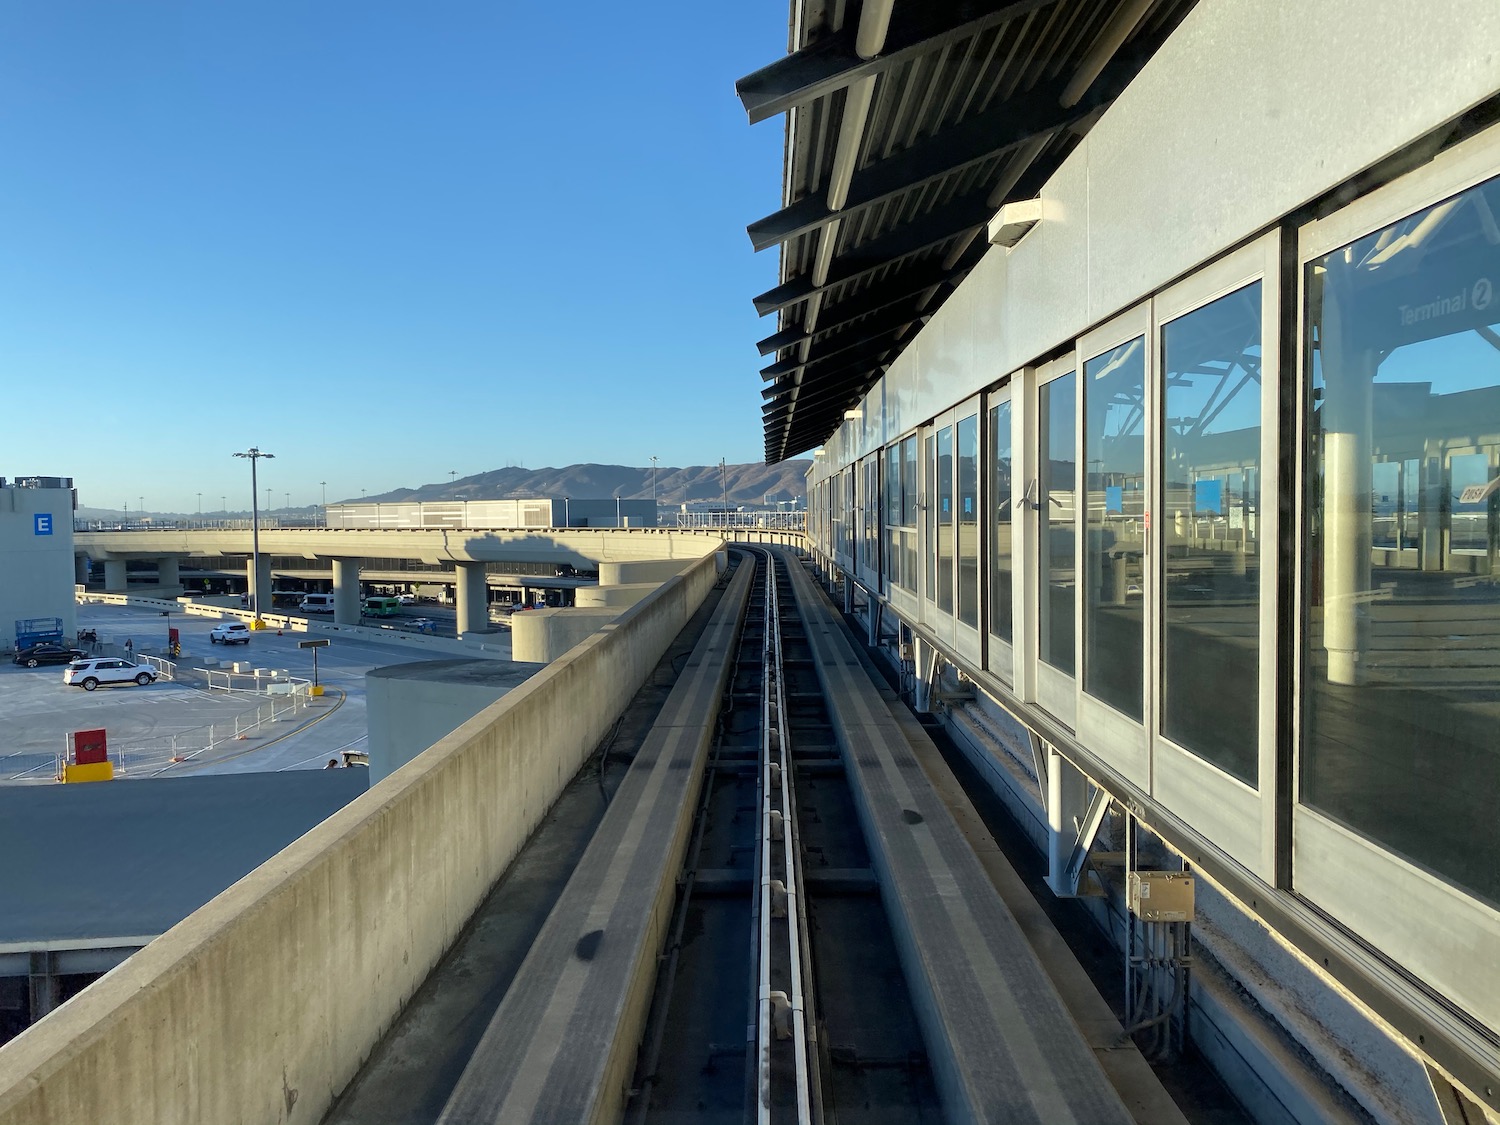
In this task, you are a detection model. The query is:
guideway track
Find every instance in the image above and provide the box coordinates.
[434,545,1165,1125]
[434,556,756,1125]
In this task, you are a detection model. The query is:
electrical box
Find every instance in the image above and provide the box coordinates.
[1127,871,1195,922]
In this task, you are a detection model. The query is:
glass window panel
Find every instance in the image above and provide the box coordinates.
[1162,283,1263,783]
[885,446,902,590]
[902,436,918,591]
[957,415,979,628]
[925,434,938,602]
[989,401,1014,655]
[1303,174,1500,904]
[1084,338,1146,720]
[1038,374,1077,675]
[938,426,955,614]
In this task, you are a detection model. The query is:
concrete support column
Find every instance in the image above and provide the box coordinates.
[103,559,128,593]
[246,556,273,618]
[1420,446,1443,572]
[912,636,934,713]
[157,557,180,588]
[456,562,490,636]
[332,559,361,626]
[74,554,90,585]
[28,950,60,1023]
[1045,746,1093,898]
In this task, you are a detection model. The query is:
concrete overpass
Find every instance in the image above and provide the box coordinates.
[73,527,799,636]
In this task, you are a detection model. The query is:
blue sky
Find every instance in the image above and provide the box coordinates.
[0,1,786,513]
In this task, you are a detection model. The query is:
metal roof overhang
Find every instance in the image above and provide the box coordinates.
[741,0,1196,462]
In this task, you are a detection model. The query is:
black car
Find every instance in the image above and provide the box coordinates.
[14,643,89,668]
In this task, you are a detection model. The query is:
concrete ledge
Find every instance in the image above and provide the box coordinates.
[575,581,657,609]
[598,558,695,585]
[510,606,623,663]
[3,549,725,1125]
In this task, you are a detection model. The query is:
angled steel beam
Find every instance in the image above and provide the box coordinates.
[752,190,991,316]
[736,0,1056,124]
[761,320,908,380]
[748,75,1100,251]
[756,327,807,356]
[758,270,942,353]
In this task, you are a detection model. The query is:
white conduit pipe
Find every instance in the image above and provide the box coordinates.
[1060,0,1155,108]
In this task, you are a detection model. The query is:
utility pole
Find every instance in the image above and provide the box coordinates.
[232,447,275,625]
[650,455,659,527]
[719,459,728,519]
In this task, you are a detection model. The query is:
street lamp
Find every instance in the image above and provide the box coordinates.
[563,496,570,528]
[321,481,328,527]
[615,492,622,528]
[232,447,275,625]
[650,455,658,525]
[196,492,202,517]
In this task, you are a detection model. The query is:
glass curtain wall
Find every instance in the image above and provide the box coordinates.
[989,399,1014,659]
[937,426,955,615]
[925,433,939,602]
[1303,172,1500,904]
[1039,374,1077,675]
[1083,340,1147,719]
[885,436,920,594]
[1161,284,1263,783]
[957,414,979,628]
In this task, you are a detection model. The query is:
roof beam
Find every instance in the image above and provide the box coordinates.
[748,78,1093,251]
[736,0,1057,124]
[753,188,996,316]
[761,320,908,380]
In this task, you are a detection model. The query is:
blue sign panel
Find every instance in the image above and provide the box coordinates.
[1104,486,1123,514]
[34,513,53,536]
[1194,479,1224,515]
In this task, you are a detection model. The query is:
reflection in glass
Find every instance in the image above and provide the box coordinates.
[925,434,938,602]
[902,436,918,589]
[1161,284,1262,783]
[1083,339,1146,720]
[885,445,903,591]
[937,426,955,614]
[1304,174,1500,904]
[989,400,1014,663]
[957,415,979,628]
[1039,374,1077,676]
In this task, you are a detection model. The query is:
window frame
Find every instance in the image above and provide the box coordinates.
[1150,231,1282,880]
[1293,125,1500,1033]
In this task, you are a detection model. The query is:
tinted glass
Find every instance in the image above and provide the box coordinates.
[1038,373,1077,675]
[1084,339,1146,720]
[1303,175,1500,903]
[957,414,979,628]
[937,426,955,614]
[1161,283,1262,783]
[989,400,1014,659]
[925,433,938,602]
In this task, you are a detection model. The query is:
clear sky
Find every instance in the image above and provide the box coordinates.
[0,1,787,514]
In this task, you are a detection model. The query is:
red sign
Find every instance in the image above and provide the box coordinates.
[70,728,108,766]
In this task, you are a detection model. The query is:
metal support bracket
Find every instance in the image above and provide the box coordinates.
[1045,745,1110,898]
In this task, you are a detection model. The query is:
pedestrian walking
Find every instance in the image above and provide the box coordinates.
[124,638,133,656]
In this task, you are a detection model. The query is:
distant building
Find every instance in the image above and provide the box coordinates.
[0,476,78,650]
[325,497,658,530]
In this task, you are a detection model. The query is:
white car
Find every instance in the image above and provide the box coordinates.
[65,658,157,691]
[210,622,252,644]
[396,593,418,605]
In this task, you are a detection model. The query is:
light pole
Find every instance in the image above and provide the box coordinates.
[264,487,272,514]
[221,495,226,515]
[563,496,570,528]
[650,455,658,525]
[719,459,728,524]
[233,447,275,626]
[284,491,290,512]
[321,481,328,527]
[196,492,202,517]
[449,470,457,487]
[616,492,622,528]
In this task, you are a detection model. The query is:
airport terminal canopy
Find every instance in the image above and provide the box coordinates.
[741,0,1196,462]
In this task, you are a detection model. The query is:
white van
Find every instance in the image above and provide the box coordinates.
[299,594,336,614]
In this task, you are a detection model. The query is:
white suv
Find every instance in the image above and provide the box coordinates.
[65,658,158,691]
[210,622,252,644]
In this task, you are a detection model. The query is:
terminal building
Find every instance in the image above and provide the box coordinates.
[1,2,1497,1124]
[0,477,78,650]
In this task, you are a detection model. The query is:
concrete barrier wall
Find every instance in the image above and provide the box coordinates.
[4,549,726,1125]
[510,606,623,663]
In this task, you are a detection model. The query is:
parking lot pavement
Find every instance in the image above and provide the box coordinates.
[2,605,485,781]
